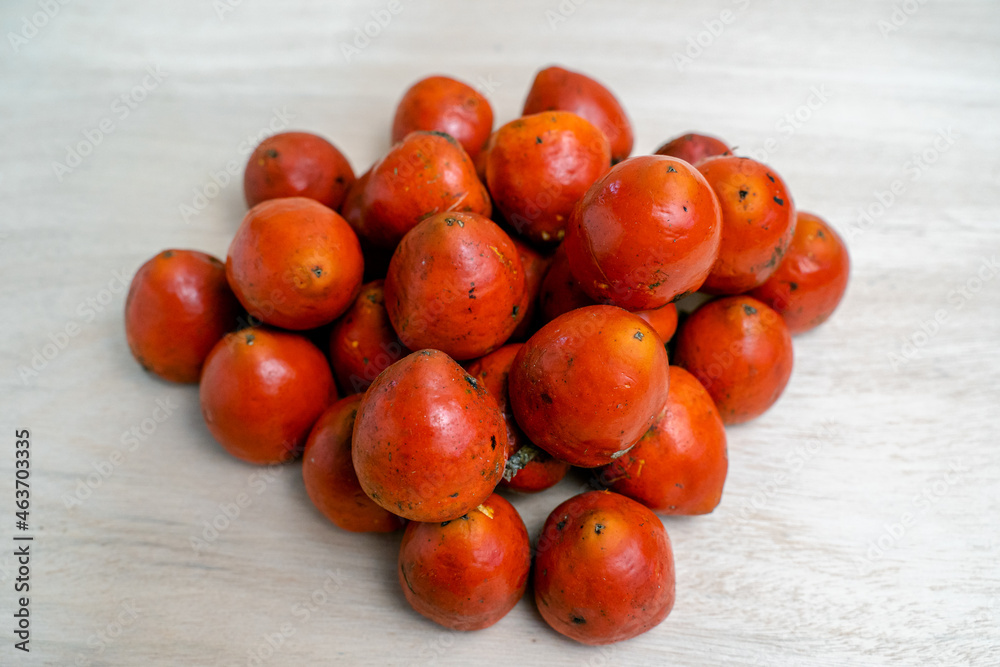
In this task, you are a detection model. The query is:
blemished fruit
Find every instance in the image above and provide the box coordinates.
[351,349,508,522]
[534,490,675,644]
[243,131,355,210]
[392,75,494,161]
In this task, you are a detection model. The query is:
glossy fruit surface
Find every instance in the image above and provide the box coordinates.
[226,197,364,330]
[329,280,408,394]
[392,75,494,161]
[302,394,407,532]
[244,131,355,210]
[654,132,730,166]
[200,328,336,464]
[749,211,850,334]
[486,111,610,244]
[362,131,491,249]
[598,366,728,514]
[398,494,530,630]
[534,490,675,645]
[564,155,722,310]
[509,305,670,467]
[698,156,796,294]
[523,65,633,163]
[384,212,524,361]
[125,249,240,383]
[674,295,793,424]
[352,350,508,521]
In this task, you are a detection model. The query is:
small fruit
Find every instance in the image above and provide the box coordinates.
[674,295,793,424]
[749,211,850,334]
[534,490,675,644]
[302,395,407,533]
[598,366,728,514]
[392,75,494,161]
[509,305,670,467]
[226,197,364,330]
[398,494,530,630]
[654,132,730,166]
[243,131,355,210]
[125,249,240,383]
[200,328,336,464]
[352,350,508,522]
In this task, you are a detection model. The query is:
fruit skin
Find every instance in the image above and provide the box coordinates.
[534,490,675,645]
[362,131,491,249]
[539,244,679,343]
[674,295,793,425]
[243,131,355,210]
[302,394,407,533]
[392,75,494,161]
[384,212,525,361]
[523,65,634,163]
[564,155,722,310]
[509,305,670,468]
[398,494,530,631]
[749,211,850,335]
[465,344,570,493]
[598,366,728,515]
[125,249,240,383]
[200,328,337,465]
[654,132,731,166]
[328,280,409,395]
[486,111,611,245]
[352,349,508,522]
[698,155,797,294]
[508,236,553,342]
[226,197,364,330]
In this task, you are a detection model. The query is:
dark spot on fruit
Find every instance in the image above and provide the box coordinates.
[743,304,757,315]
[766,172,775,183]
[512,305,519,317]
[556,519,566,531]
[490,435,497,450]
[312,266,323,277]
[683,206,688,212]
[245,333,255,345]
[570,614,586,625]
[739,190,748,201]
[536,136,543,144]
[420,350,434,356]
[449,492,459,498]
[162,250,174,258]
[667,166,677,173]
[773,196,784,206]
[465,375,478,389]
[265,148,278,159]
[634,331,644,341]
[335,175,345,184]
[790,281,799,291]
[675,483,683,488]
[594,523,604,534]
[540,393,553,404]
[440,520,452,526]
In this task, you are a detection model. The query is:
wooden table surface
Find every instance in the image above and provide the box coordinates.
[2,0,999,665]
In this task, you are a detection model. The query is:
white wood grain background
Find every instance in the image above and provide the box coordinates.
[2,0,998,665]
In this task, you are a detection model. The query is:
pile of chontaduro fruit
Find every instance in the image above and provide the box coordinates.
[124,66,850,645]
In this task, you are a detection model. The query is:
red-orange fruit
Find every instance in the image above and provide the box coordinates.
[391,75,494,161]
[654,132,731,166]
[598,366,728,514]
[351,350,508,522]
[509,305,670,468]
[674,295,794,424]
[125,249,240,383]
[328,280,408,394]
[398,494,530,630]
[534,490,675,645]
[199,328,336,465]
[749,211,850,334]
[226,197,364,330]
[243,131,355,210]
[302,395,407,532]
